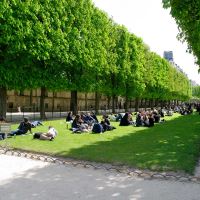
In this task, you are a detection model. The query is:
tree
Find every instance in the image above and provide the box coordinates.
[192,86,200,98]
[0,0,82,118]
[162,0,200,68]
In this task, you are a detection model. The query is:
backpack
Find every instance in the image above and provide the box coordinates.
[92,123,103,133]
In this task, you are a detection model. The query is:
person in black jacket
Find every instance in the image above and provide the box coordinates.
[148,114,155,127]
[119,112,131,126]
[101,115,116,132]
[66,111,73,122]
[9,117,32,136]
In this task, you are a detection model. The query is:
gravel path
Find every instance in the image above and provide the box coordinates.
[0,154,200,200]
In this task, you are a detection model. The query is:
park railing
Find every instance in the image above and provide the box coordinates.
[6,106,137,122]
[6,106,68,122]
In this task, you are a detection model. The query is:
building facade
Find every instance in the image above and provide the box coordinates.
[163,51,174,62]
[7,89,112,112]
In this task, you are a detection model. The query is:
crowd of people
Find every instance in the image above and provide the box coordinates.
[108,109,163,128]
[0,103,195,141]
[67,112,116,134]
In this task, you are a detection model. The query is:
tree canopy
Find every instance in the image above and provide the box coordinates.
[0,0,192,117]
[162,0,200,68]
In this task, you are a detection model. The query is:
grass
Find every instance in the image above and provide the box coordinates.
[1,113,200,174]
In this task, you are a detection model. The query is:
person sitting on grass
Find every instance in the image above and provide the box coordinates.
[119,112,133,126]
[33,126,58,141]
[109,113,117,122]
[152,109,161,123]
[100,115,116,132]
[148,113,155,127]
[66,111,73,122]
[143,114,150,127]
[72,114,90,133]
[9,117,32,136]
[91,112,98,123]
[83,112,96,126]
[135,112,143,127]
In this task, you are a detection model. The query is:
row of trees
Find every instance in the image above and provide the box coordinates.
[1,0,191,119]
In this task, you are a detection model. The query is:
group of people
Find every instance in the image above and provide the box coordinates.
[66,108,169,133]
[66,111,116,133]
[2,104,194,140]
[108,108,165,128]
[6,117,58,141]
[134,109,162,127]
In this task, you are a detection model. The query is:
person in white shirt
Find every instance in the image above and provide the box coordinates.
[39,126,58,141]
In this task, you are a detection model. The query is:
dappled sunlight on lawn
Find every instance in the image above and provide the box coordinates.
[63,113,200,173]
[2,113,200,173]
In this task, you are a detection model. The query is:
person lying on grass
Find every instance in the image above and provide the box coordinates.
[33,126,58,141]
[31,120,43,128]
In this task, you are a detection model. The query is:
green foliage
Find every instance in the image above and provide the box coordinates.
[0,0,192,103]
[143,49,191,101]
[162,0,200,67]
[192,86,200,98]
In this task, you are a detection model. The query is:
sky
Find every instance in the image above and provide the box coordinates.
[92,0,200,85]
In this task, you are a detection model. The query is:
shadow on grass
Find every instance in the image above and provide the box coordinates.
[57,113,200,174]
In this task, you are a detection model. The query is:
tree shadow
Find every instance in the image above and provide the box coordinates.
[1,155,200,200]
[57,113,200,174]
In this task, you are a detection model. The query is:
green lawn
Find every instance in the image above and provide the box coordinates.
[1,113,200,174]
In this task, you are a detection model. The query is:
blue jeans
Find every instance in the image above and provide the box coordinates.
[10,129,26,136]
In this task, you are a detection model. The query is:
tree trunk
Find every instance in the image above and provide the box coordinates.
[150,99,154,108]
[70,90,78,115]
[161,100,164,108]
[29,89,33,110]
[85,93,88,111]
[168,100,171,107]
[112,95,116,113]
[124,96,128,112]
[155,99,159,107]
[140,98,144,107]
[95,92,100,115]
[135,97,140,112]
[40,87,46,120]
[144,99,147,111]
[0,87,7,119]
[107,96,111,110]
[129,100,132,112]
[52,92,55,112]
